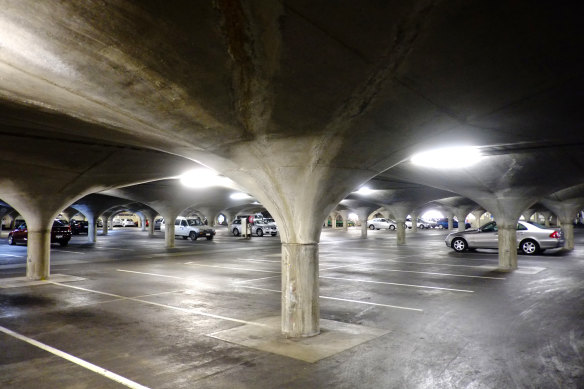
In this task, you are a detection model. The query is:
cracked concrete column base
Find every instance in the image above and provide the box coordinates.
[26,229,51,280]
[281,243,319,338]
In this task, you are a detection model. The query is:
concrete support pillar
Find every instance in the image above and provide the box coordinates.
[339,210,349,231]
[457,213,467,232]
[559,217,574,250]
[87,214,97,243]
[162,212,178,248]
[471,210,483,228]
[331,213,338,229]
[498,223,518,270]
[447,214,454,231]
[140,215,146,231]
[148,218,155,236]
[543,212,551,227]
[26,227,52,280]
[357,208,369,239]
[102,217,109,235]
[396,220,406,245]
[281,243,319,337]
[411,213,418,232]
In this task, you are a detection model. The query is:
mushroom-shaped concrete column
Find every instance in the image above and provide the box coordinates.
[339,210,349,231]
[540,198,584,250]
[410,212,418,232]
[384,206,409,245]
[471,210,484,228]
[542,211,552,227]
[357,207,371,239]
[198,207,221,227]
[446,213,454,230]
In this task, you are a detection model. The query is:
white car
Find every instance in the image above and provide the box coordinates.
[405,218,430,229]
[174,217,215,240]
[112,218,124,227]
[231,218,278,237]
[367,218,396,230]
[122,218,135,227]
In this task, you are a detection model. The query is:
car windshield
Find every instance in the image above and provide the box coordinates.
[481,222,498,232]
[187,219,201,226]
[525,221,547,229]
[52,220,66,227]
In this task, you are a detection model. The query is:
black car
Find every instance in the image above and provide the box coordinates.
[70,220,89,235]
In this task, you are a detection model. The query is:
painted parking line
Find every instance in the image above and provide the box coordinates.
[0,325,150,389]
[348,267,506,280]
[238,285,423,312]
[320,254,420,271]
[183,262,280,274]
[0,253,21,257]
[236,258,281,263]
[57,250,86,255]
[320,276,474,293]
[117,269,184,279]
[50,282,269,328]
[232,275,281,284]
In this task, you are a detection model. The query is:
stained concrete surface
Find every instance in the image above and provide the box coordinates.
[0,227,583,388]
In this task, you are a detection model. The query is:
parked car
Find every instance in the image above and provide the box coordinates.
[367,218,396,230]
[70,220,88,235]
[230,218,278,237]
[327,220,355,227]
[445,220,564,255]
[154,218,163,230]
[112,218,124,227]
[8,219,72,247]
[122,218,136,227]
[405,218,431,229]
[435,218,471,229]
[174,217,215,240]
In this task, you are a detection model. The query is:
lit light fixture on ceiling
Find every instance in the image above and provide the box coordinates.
[355,186,373,195]
[230,192,252,200]
[179,169,233,188]
[410,146,483,169]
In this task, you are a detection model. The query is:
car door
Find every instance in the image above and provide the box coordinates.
[469,222,498,248]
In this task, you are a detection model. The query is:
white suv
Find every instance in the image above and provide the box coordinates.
[174,217,216,241]
[231,218,278,237]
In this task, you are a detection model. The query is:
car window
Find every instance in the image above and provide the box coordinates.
[53,220,65,227]
[517,223,528,231]
[481,222,498,232]
[187,219,201,226]
[181,220,188,227]
[175,219,180,226]
[525,221,546,229]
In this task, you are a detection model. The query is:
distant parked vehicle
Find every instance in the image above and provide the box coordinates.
[367,218,396,230]
[122,218,136,227]
[435,218,471,229]
[8,220,71,247]
[230,218,278,237]
[70,220,88,235]
[405,218,431,229]
[112,218,124,227]
[445,221,564,255]
[174,217,215,240]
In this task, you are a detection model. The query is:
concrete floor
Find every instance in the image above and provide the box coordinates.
[1,227,583,388]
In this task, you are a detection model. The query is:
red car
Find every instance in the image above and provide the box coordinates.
[8,220,72,247]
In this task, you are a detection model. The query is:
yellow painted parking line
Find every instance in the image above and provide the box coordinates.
[0,325,150,389]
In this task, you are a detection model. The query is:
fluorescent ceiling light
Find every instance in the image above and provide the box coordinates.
[230,192,251,200]
[179,169,233,188]
[410,146,483,169]
[356,186,373,195]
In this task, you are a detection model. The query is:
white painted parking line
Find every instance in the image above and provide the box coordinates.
[320,254,420,271]
[50,282,268,328]
[320,276,474,293]
[117,269,184,279]
[0,325,150,389]
[0,253,21,257]
[183,262,280,274]
[232,275,281,284]
[238,286,423,312]
[237,258,281,263]
[386,259,500,270]
[351,267,506,280]
[57,250,85,254]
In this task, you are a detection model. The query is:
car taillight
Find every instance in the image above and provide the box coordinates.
[549,231,560,239]
[68,226,71,232]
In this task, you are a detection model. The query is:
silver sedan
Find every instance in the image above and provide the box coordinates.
[445,221,564,255]
[367,218,396,230]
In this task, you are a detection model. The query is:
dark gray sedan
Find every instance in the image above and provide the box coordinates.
[445,221,564,255]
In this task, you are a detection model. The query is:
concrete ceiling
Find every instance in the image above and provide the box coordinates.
[0,1,582,238]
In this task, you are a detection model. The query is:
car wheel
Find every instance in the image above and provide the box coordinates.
[438,225,444,229]
[368,225,375,230]
[452,238,467,252]
[520,239,539,255]
[206,236,213,240]
[189,232,198,241]
[8,235,14,245]
[257,229,264,237]
[233,228,240,236]
[59,241,68,247]
[182,236,188,240]
[389,225,395,231]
